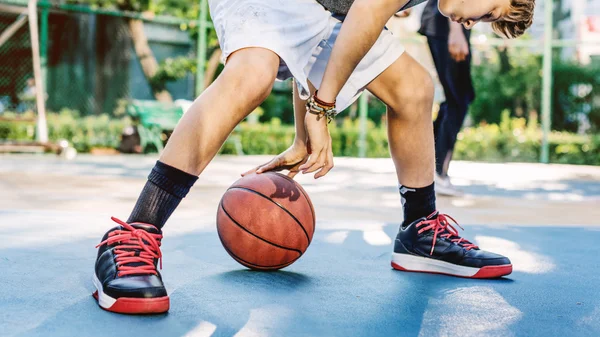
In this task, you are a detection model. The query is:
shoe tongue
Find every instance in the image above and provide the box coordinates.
[129,223,161,235]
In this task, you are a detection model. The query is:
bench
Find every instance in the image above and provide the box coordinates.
[127,100,243,154]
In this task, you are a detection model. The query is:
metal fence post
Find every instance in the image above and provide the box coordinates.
[40,1,48,94]
[195,0,208,97]
[28,0,48,143]
[541,0,554,164]
[358,93,368,158]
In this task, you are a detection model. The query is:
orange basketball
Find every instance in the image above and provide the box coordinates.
[217,172,315,270]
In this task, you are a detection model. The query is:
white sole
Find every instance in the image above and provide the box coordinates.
[392,252,480,277]
[93,274,116,309]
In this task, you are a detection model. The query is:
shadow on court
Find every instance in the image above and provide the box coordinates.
[1,217,599,337]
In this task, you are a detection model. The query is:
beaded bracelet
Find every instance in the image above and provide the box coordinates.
[306,91,337,124]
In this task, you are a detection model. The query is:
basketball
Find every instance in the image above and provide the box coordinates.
[217,172,315,270]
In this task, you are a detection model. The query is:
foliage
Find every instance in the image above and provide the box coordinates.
[220,112,599,165]
[260,91,294,125]
[0,110,128,153]
[1,110,597,165]
[151,56,197,91]
[454,110,599,165]
[470,47,542,125]
[470,48,600,132]
[552,61,600,132]
[220,117,389,158]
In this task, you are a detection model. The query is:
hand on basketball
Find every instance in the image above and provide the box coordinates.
[241,142,309,178]
[298,113,334,179]
[448,25,469,62]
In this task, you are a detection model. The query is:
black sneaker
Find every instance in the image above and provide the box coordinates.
[392,212,512,278]
[93,217,169,314]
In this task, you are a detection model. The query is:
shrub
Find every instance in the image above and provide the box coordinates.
[0,109,128,153]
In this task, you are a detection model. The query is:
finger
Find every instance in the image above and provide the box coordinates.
[256,157,284,174]
[303,150,327,174]
[287,156,308,179]
[288,169,299,179]
[241,165,261,177]
[315,145,334,179]
[298,150,320,171]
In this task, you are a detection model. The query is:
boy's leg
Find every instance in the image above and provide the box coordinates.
[127,48,280,227]
[93,48,280,315]
[366,53,436,227]
[160,48,280,175]
[366,53,512,279]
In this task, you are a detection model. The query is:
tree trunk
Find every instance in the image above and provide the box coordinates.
[204,48,222,89]
[128,19,172,102]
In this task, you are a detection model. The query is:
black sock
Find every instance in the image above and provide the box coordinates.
[399,182,436,227]
[127,161,198,229]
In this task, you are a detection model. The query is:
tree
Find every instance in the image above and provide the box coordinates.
[73,0,220,101]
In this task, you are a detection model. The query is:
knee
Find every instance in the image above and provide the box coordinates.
[387,67,434,122]
[225,49,279,103]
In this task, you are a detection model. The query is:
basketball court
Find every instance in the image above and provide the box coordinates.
[1,154,599,336]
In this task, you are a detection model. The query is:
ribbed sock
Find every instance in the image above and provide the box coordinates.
[127,161,198,229]
[399,182,436,227]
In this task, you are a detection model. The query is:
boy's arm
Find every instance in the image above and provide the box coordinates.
[292,81,309,148]
[241,81,310,178]
[297,0,406,177]
[316,0,407,103]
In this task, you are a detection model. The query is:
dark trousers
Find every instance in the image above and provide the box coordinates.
[427,36,475,176]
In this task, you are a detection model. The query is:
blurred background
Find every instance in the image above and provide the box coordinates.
[0,0,598,165]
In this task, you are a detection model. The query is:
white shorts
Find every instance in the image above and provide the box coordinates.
[209,0,405,111]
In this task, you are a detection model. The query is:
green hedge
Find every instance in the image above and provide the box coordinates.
[453,111,600,165]
[220,118,389,158]
[0,110,128,153]
[1,111,598,165]
[223,114,599,165]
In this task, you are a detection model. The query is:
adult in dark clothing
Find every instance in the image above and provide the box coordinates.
[420,0,475,196]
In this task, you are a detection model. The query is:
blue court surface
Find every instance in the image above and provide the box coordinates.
[1,155,599,337]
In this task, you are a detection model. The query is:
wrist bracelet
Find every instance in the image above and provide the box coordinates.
[306,92,337,124]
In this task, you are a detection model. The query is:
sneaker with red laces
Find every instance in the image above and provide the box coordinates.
[93,217,169,314]
[392,212,512,279]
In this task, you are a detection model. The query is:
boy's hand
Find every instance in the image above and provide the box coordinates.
[298,113,334,179]
[448,23,469,62]
[242,142,309,179]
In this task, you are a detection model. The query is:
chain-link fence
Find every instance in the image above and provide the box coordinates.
[0,1,198,117]
[0,7,33,113]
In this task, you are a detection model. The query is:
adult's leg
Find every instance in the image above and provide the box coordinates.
[427,37,454,177]
[427,36,474,177]
[439,57,473,176]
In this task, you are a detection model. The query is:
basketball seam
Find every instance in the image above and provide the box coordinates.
[221,242,300,270]
[219,201,304,255]
[274,173,316,231]
[227,186,311,244]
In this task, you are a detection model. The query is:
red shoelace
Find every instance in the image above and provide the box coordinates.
[416,212,479,255]
[96,217,163,277]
